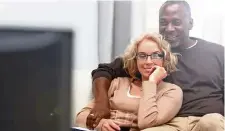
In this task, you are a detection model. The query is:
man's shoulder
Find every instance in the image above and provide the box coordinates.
[191,37,224,54]
[192,37,224,49]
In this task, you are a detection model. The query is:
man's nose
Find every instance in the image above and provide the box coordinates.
[165,23,175,32]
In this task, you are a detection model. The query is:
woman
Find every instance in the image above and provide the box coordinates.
[75,33,183,131]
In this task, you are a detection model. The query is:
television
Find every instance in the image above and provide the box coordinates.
[0,27,73,131]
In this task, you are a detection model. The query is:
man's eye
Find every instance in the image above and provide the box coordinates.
[173,20,182,26]
[159,19,167,26]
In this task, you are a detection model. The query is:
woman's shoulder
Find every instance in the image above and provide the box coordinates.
[111,77,131,85]
[108,77,131,92]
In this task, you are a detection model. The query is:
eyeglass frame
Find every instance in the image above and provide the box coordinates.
[136,52,165,61]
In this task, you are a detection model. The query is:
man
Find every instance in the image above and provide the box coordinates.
[86,1,224,131]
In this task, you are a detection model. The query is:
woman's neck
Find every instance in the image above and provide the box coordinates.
[132,79,142,87]
[141,76,148,81]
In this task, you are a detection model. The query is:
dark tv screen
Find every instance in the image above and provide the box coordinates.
[0,27,73,131]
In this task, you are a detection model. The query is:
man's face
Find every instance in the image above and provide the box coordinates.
[159,4,193,48]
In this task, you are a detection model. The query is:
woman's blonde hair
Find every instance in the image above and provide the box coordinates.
[122,33,178,79]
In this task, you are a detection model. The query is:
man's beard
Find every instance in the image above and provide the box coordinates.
[161,34,180,48]
[165,39,183,52]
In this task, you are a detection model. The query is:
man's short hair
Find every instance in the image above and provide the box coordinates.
[160,0,192,17]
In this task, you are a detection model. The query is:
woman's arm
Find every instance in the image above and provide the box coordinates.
[138,81,183,129]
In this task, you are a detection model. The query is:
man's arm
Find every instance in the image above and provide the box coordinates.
[91,57,129,81]
[91,57,129,98]
[86,57,128,129]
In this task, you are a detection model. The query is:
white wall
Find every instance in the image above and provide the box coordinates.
[0,1,99,125]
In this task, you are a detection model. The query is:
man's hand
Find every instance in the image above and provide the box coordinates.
[86,105,110,129]
[86,77,111,129]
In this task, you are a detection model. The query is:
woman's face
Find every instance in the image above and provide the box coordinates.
[136,39,164,80]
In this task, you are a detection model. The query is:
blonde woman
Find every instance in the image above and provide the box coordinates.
[75,33,183,131]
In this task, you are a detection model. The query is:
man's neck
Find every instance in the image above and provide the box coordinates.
[172,38,196,52]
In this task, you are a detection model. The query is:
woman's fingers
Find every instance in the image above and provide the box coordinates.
[108,120,120,131]
[102,122,116,131]
[101,120,121,131]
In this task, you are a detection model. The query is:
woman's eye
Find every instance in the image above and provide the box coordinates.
[139,54,146,58]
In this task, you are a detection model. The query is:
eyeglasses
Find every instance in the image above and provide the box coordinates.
[136,52,164,61]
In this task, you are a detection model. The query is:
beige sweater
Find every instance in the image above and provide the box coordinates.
[76,77,183,130]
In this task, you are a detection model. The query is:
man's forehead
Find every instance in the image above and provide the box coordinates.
[159,4,187,18]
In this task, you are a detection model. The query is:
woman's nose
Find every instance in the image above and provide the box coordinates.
[146,56,153,63]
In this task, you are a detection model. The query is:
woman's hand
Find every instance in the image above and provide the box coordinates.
[100,119,121,131]
[148,66,167,84]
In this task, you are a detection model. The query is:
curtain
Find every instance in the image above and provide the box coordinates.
[98,1,132,63]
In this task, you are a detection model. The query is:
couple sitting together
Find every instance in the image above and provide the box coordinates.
[76,33,183,131]
[75,1,224,131]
